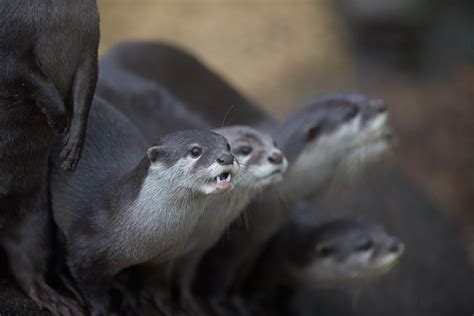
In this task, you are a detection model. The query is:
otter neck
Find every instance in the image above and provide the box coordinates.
[189,180,256,252]
[275,140,349,203]
[111,157,209,260]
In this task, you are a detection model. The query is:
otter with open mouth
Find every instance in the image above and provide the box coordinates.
[49,96,239,316]
[95,66,288,314]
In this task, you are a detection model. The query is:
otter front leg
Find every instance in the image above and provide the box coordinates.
[27,62,68,132]
[68,258,113,316]
[2,202,82,316]
[61,54,98,172]
[175,256,208,316]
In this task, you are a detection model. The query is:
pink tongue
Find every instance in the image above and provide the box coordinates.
[213,180,231,190]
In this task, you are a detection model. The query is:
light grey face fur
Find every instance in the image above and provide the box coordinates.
[147,130,240,196]
[289,221,404,286]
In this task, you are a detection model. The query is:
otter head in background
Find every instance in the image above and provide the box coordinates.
[216,125,288,191]
[288,219,403,287]
[274,92,392,200]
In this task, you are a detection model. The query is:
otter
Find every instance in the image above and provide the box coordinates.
[245,210,404,316]
[49,96,239,316]
[97,41,272,128]
[195,93,392,315]
[0,1,99,314]
[293,166,474,316]
[95,65,288,315]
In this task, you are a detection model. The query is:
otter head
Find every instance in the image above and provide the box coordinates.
[288,219,404,286]
[275,93,392,197]
[215,126,288,190]
[146,130,240,195]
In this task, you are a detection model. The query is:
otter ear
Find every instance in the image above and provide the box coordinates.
[147,146,164,163]
[305,123,321,142]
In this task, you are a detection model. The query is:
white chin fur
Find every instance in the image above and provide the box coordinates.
[246,158,288,189]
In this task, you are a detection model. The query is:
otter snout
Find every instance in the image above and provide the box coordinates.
[268,151,284,165]
[217,153,234,166]
[388,238,404,254]
[369,99,386,114]
[363,99,387,121]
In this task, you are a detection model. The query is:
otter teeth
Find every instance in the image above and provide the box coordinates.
[215,172,231,183]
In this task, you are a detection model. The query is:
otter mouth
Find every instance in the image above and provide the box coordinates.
[209,172,232,192]
[260,169,283,180]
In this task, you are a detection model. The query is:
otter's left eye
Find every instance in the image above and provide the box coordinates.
[237,146,252,156]
[345,107,359,121]
[190,146,202,158]
[356,240,373,252]
[227,143,231,151]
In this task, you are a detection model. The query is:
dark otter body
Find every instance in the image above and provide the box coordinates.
[96,54,211,138]
[0,1,99,314]
[50,96,237,316]
[98,41,272,128]
[293,165,474,316]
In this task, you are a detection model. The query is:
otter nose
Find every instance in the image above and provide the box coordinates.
[217,153,234,165]
[389,238,403,254]
[268,152,283,165]
[369,99,386,114]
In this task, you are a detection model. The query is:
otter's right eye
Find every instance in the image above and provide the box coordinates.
[190,146,202,158]
[237,146,252,156]
[345,107,359,121]
[316,245,334,257]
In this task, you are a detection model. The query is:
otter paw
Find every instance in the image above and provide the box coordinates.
[60,139,82,172]
[29,280,84,316]
[40,106,68,133]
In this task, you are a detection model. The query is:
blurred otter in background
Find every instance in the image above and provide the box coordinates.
[245,209,404,315]
[292,165,474,316]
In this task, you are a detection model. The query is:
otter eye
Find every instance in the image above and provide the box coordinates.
[227,143,231,151]
[316,245,334,257]
[306,125,321,141]
[237,145,252,156]
[190,146,202,158]
[356,240,373,252]
[345,107,359,121]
